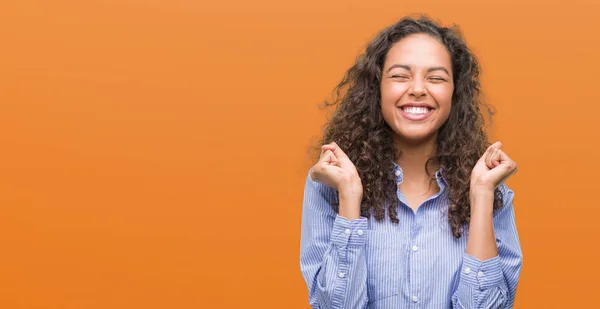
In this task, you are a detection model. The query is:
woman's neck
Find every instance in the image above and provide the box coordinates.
[394,134,439,186]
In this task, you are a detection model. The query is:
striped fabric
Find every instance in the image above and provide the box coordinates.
[299,162,523,309]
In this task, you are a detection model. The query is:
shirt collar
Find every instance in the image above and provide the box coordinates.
[392,161,448,190]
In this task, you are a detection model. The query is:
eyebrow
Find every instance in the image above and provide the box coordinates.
[386,64,450,75]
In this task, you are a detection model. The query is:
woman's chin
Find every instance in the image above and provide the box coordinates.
[394,128,437,145]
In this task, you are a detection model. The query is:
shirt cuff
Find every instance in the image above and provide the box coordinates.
[330,214,368,247]
[460,253,507,290]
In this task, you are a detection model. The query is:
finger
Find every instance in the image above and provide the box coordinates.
[485,141,502,153]
[318,149,332,163]
[487,150,518,185]
[483,145,496,168]
[487,161,517,186]
[321,144,337,159]
[486,146,500,169]
[484,147,492,168]
[496,148,513,164]
[477,141,502,165]
[322,144,335,151]
[320,150,338,163]
[325,151,341,167]
[326,150,342,166]
[313,151,340,181]
[328,142,350,161]
[497,149,518,175]
[493,148,502,167]
[312,163,343,189]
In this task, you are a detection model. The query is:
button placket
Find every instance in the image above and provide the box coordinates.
[408,209,421,307]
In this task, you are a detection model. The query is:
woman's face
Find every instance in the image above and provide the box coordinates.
[380,33,454,145]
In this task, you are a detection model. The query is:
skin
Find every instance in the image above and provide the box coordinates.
[310,34,518,261]
[379,34,454,212]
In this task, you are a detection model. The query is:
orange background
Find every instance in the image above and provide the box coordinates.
[1,0,599,308]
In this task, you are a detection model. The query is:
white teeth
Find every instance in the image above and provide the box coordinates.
[402,107,430,114]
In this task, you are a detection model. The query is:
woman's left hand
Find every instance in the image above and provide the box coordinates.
[470,141,518,193]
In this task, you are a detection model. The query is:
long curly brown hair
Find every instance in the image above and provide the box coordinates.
[311,15,503,238]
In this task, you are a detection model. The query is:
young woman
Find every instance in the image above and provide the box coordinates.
[299,16,522,309]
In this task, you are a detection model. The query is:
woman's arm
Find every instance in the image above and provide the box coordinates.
[452,184,523,308]
[300,171,369,309]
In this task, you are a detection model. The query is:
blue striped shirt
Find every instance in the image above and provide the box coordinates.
[300,162,523,309]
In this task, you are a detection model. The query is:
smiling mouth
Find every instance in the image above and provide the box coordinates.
[400,106,433,115]
[397,106,435,121]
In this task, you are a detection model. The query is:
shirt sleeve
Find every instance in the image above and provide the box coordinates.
[452,184,523,309]
[299,170,369,309]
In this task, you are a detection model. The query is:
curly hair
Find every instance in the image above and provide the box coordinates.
[311,15,503,238]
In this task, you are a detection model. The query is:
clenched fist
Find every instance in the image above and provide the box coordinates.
[310,142,363,219]
[470,141,518,193]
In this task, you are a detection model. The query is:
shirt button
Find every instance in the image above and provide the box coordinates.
[344,229,351,235]
[338,272,345,278]
[395,170,401,176]
[464,267,471,274]
[412,296,418,302]
[412,245,418,252]
[357,229,364,236]
[478,271,484,278]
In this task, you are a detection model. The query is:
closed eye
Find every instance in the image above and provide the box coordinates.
[429,77,446,82]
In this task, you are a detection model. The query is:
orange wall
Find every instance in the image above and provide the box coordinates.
[1,0,599,308]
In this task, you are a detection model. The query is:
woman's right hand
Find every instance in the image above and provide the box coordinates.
[310,142,363,219]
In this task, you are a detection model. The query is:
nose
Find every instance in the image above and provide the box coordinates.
[409,79,426,98]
